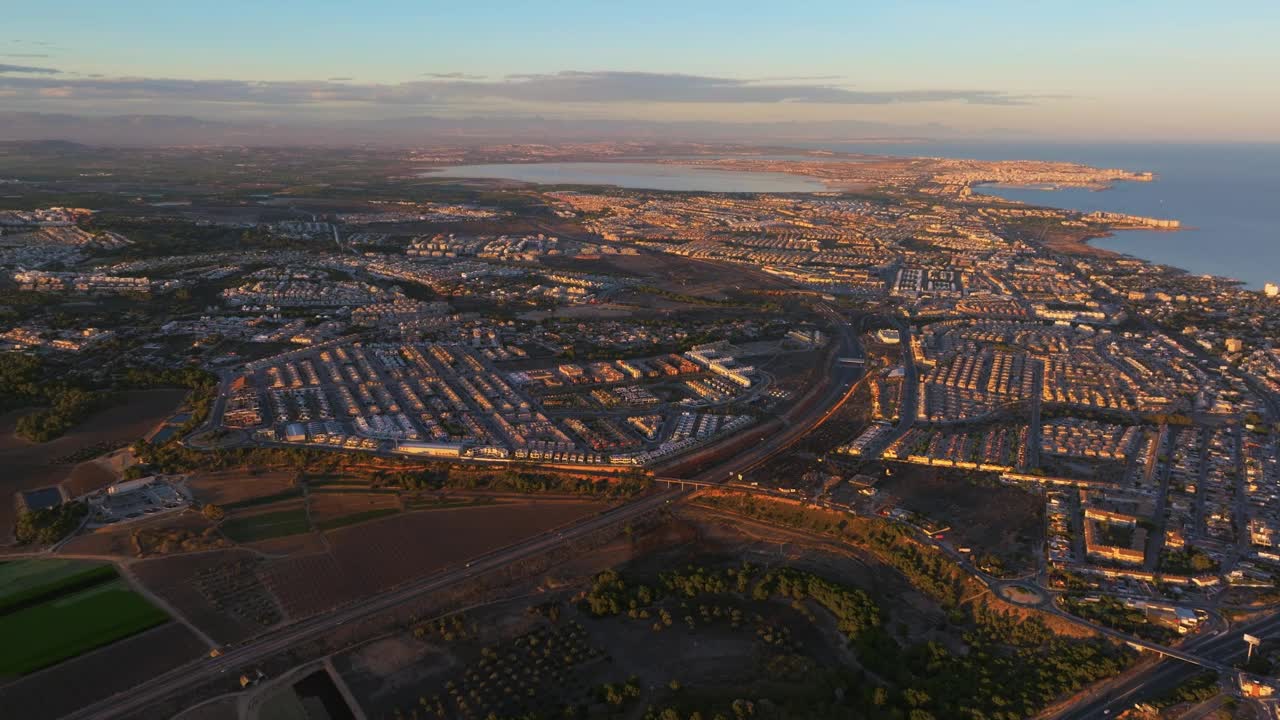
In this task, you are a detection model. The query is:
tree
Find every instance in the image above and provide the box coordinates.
[872,687,889,706]
[202,504,225,522]
[15,502,88,545]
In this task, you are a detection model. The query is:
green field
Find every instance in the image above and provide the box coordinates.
[221,508,312,542]
[0,577,168,675]
[0,560,116,614]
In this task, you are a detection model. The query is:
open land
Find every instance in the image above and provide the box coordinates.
[262,499,605,618]
[0,389,186,540]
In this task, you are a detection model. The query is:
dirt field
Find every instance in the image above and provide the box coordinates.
[0,622,207,720]
[0,389,186,541]
[61,460,119,498]
[307,491,402,531]
[187,469,299,508]
[261,500,604,619]
[131,549,285,645]
[879,464,1044,575]
[57,511,222,558]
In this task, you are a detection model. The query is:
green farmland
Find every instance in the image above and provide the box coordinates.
[0,561,169,676]
[220,507,312,542]
[0,559,117,614]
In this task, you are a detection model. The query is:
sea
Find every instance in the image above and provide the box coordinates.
[811,141,1280,290]
[426,143,1279,290]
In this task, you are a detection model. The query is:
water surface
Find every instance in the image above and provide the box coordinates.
[811,141,1279,289]
[422,161,829,193]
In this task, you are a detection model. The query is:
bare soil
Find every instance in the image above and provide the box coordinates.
[260,500,604,619]
[306,491,401,527]
[0,622,207,720]
[131,549,285,646]
[880,464,1044,575]
[0,389,186,541]
[187,469,298,507]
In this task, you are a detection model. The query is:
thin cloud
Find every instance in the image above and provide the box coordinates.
[747,75,847,83]
[327,76,354,81]
[494,71,1028,105]
[0,69,1034,107]
[421,72,487,80]
[0,62,60,75]
[2,53,52,59]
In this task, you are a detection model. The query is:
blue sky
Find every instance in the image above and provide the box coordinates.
[2,1,1278,140]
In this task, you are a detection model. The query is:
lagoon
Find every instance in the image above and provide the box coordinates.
[420,161,829,193]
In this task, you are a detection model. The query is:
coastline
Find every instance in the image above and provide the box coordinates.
[413,148,1268,291]
[974,183,1250,286]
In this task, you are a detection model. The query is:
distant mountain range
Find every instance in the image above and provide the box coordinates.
[0,111,967,147]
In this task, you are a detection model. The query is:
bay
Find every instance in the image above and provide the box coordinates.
[812,141,1280,290]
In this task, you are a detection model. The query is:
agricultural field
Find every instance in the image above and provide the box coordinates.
[308,489,402,532]
[261,500,604,618]
[0,622,207,720]
[132,549,284,644]
[186,468,299,508]
[63,511,229,558]
[0,559,116,614]
[219,502,312,543]
[0,389,186,539]
[0,559,169,677]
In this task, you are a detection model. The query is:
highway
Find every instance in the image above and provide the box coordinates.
[693,305,865,484]
[58,488,683,720]
[653,300,866,483]
[701,474,1279,718]
[1051,610,1280,719]
[63,301,874,720]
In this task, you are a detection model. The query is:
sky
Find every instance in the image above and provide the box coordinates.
[2,0,1278,141]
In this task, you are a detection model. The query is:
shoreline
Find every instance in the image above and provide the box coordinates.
[976,183,1251,287]
[417,153,1261,291]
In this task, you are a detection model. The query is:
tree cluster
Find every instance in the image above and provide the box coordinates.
[15,501,87,545]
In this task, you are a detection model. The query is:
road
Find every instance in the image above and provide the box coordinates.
[58,488,682,720]
[1144,426,1174,573]
[653,300,865,482]
[860,315,918,458]
[1028,356,1045,469]
[1052,610,1280,719]
[664,471,1271,719]
[65,304,875,720]
[695,305,865,484]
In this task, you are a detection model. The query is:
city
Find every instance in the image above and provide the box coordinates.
[2,3,1280,720]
